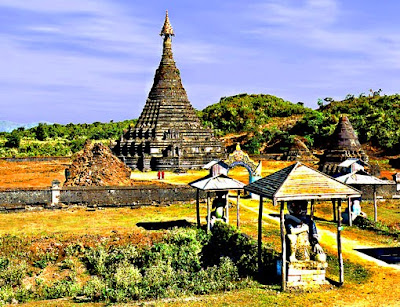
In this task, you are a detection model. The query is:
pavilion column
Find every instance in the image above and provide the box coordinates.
[196,189,200,228]
[225,192,229,224]
[280,200,286,291]
[373,186,378,222]
[310,199,315,220]
[206,192,211,232]
[332,199,337,222]
[347,197,352,226]
[236,191,240,229]
[258,196,264,277]
[337,199,344,285]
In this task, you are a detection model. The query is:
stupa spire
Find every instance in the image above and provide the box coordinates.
[160,10,174,37]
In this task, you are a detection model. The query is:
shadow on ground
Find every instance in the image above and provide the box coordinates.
[137,219,193,230]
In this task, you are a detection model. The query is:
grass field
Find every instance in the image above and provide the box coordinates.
[0,159,400,306]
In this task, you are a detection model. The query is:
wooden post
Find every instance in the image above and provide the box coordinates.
[332,199,337,222]
[310,199,315,221]
[373,186,378,222]
[206,192,210,233]
[280,200,286,291]
[196,189,200,228]
[237,190,240,229]
[347,197,352,226]
[337,199,344,285]
[225,192,229,224]
[258,196,263,276]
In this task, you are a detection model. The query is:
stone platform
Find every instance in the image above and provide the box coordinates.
[286,261,328,288]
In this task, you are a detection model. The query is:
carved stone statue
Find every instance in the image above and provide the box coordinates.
[285,200,326,263]
[209,191,227,228]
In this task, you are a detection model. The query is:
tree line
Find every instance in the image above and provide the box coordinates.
[1,92,400,157]
[0,120,136,157]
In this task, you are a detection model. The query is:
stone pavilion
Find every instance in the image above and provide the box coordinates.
[112,11,225,171]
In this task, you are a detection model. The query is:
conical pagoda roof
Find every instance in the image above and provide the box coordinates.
[160,10,174,36]
[329,115,362,151]
[245,162,360,201]
[135,11,204,132]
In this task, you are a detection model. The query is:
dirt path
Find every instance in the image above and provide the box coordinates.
[241,203,400,307]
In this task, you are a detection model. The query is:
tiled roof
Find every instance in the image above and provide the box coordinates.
[245,162,361,201]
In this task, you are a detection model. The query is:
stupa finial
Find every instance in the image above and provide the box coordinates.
[160,10,174,37]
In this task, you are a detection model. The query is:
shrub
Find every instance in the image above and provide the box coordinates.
[201,222,278,278]
[82,276,107,301]
[83,246,108,276]
[41,279,81,299]
[0,260,28,287]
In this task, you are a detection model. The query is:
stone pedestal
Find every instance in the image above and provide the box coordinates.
[286,261,328,288]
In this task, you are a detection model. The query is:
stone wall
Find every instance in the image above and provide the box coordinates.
[0,188,51,210]
[358,184,398,200]
[59,185,206,206]
[0,185,208,211]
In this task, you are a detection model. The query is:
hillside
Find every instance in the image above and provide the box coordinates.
[291,94,400,154]
[1,93,400,158]
[198,93,310,153]
[199,93,400,156]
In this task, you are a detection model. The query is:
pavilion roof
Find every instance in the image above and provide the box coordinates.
[189,174,245,191]
[336,170,395,185]
[338,158,368,168]
[245,162,361,202]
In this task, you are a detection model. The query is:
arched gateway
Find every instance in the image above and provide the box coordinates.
[224,144,262,183]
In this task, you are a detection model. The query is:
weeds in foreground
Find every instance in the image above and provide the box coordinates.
[0,223,277,305]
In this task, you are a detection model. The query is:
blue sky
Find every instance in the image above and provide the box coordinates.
[1,0,400,124]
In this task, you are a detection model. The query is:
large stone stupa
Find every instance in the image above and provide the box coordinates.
[112,11,225,171]
[319,115,369,175]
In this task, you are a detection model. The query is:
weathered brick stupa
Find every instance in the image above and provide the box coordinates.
[319,115,369,175]
[113,11,225,170]
[112,11,225,171]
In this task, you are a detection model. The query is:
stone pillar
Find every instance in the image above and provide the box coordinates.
[51,180,61,206]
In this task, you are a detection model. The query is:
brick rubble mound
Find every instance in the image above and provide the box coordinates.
[64,140,132,186]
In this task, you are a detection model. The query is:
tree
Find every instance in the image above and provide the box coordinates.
[5,133,21,148]
[35,123,48,141]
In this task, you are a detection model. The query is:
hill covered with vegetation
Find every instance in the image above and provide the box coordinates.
[198,94,311,153]
[293,94,400,154]
[1,92,400,157]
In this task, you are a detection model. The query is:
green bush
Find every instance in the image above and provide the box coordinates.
[83,246,108,276]
[82,276,106,301]
[201,222,278,278]
[0,226,278,304]
[0,260,28,287]
[41,279,81,299]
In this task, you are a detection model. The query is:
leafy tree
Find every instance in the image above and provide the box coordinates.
[35,123,48,141]
[5,132,21,148]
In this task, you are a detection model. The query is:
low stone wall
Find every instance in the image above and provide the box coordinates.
[0,188,51,211]
[59,185,205,206]
[357,184,397,200]
[0,185,207,211]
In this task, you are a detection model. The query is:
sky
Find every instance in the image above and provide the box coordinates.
[1,0,400,124]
